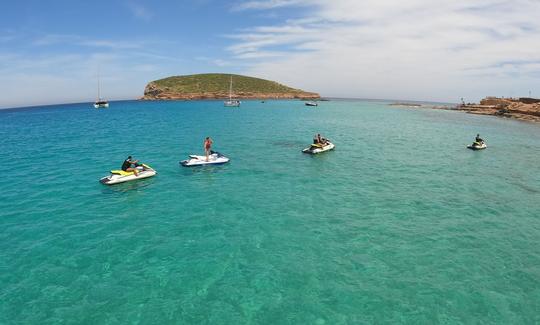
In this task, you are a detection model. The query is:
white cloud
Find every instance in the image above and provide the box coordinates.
[231,0,540,102]
[0,48,183,108]
[233,0,309,11]
[127,3,154,21]
[33,34,146,49]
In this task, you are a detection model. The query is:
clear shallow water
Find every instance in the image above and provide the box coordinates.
[0,100,539,324]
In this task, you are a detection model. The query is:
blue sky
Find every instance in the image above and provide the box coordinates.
[1,0,539,108]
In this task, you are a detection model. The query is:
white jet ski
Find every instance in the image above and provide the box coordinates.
[302,142,335,154]
[180,151,230,167]
[100,164,156,185]
[467,141,487,150]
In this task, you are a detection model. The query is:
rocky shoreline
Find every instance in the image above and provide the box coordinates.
[458,97,540,123]
[141,91,320,100]
[390,97,540,123]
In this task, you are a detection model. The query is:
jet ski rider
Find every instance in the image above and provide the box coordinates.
[204,137,213,161]
[121,156,139,176]
[475,134,484,144]
[313,133,329,146]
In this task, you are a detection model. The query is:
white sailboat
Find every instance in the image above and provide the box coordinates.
[224,75,240,107]
[94,71,109,109]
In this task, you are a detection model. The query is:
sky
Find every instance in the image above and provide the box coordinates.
[1,0,539,108]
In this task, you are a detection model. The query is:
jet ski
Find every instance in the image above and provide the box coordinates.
[467,141,487,150]
[100,164,156,185]
[302,142,335,154]
[180,151,230,167]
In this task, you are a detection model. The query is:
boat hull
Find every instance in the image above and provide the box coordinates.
[180,153,230,167]
[467,142,487,150]
[100,165,156,185]
[302,142,335,154]
[100,170,155,185]
[224,100,240,107]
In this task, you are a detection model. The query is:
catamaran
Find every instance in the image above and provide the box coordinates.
[224,75,240,107]
[94,71,109,109]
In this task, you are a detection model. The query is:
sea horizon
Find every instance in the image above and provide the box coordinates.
[0,97,460,112]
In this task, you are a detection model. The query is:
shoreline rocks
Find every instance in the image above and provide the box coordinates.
[459,97,540,123]
[390,97,540,123]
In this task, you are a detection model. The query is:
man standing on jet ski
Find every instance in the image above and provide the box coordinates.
[204,137,213,161]
[121,156,139,176]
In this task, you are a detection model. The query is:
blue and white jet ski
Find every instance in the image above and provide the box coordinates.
[180,151,230,167]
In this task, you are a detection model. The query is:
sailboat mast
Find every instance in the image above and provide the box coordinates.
[97,69,101,101]
[229,76,233,100]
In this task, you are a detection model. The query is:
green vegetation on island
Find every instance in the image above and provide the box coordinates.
[142,73,320,100]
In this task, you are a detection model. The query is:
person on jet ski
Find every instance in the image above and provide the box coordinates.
[204,137,213,161]
[121,156,139,176]
[313,134,330,146]
[475,134,484,144]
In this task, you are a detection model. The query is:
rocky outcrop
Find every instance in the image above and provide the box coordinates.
[460,97,540,122]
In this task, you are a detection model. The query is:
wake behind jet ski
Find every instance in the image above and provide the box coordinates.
[100,163,156,185]
[180,151,230,167]
[303,134,335,154]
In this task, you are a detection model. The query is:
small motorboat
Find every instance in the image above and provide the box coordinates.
[305,101,318,106]
[180,151,230,167]
[467,141,487,150]
[100,164,156,185]
[302,142,335,154]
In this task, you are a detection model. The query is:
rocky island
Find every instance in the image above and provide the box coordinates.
[141,73,320,100]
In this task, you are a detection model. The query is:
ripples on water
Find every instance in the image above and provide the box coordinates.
[0,100,539,324]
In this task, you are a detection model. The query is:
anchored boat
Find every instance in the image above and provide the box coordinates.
[224,76,240,107]
[93,70,109,108]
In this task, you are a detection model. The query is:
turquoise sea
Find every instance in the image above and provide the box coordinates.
[0,100,539,324]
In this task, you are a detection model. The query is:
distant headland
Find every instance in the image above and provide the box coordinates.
[141,73,320,100]
[390,96,540,123]
[458,97,540,123]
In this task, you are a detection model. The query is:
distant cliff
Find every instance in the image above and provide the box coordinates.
[141,73,320,100]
